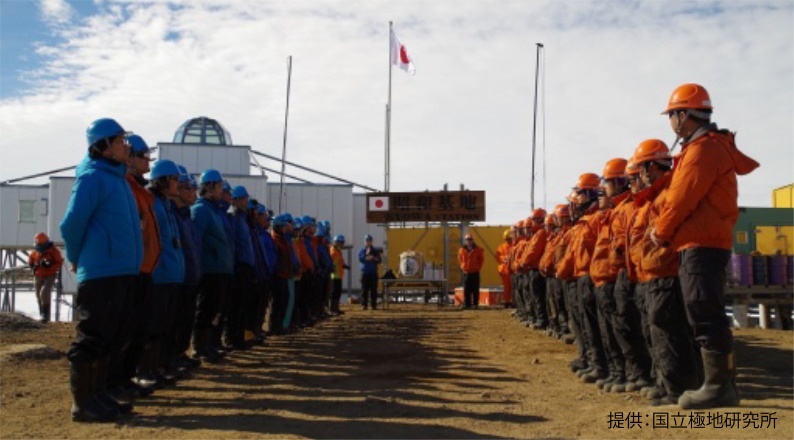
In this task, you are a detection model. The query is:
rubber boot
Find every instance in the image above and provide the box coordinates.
[94,357,133,414]
[135,342,163,389]
[192,328,220,363]
[678,349,740,410]
[70,361,118,423]
[40,305,51,323]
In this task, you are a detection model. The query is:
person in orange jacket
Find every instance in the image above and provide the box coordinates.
[589,158,633,393]
[539,213,560,337]
[654,84,758,410]
[634,139,701,406]
[542,205,574,343]
[559,173,609,384]
[495,230,514,307]
[458,233,485,309]
[519,208,549,329]
[28,232,64,323]
[607,156,653,395]
[509,220,530,321]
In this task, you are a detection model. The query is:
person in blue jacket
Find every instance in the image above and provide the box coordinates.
[190,169,233,362]
[60,118,142,423]
[358,234,382,310]
[225,185,255,350]
[214,180,236,352]
[255,204,277,337]
[315,226,333,318]
[245,200,271,344]
[138,159,185,387]
[171,168,202,372]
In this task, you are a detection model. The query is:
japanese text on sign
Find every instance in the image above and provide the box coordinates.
[366,191,486,223]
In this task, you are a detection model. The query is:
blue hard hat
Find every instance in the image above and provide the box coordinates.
[300,215,314,227]
[199,169,223,185]
[247,199,258,210]
[231,185,249,199]
[256,204,266,215]
[126,134,149,155]
[293,217,304,229]
[86,118,126,148]
[333,234,345,243]
[364,234,373,241]
[283,213,294,223]
[176,165,190,183]
[188,174,198,189]
[314,226,326,237]
[320,220,331,230]
[222,180,232,192]
[272,214,287,227]
[150,159,180,180]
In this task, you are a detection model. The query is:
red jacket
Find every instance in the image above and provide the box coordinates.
[29,243,63,278]
[459,245,484,274]
[655,128,758,251]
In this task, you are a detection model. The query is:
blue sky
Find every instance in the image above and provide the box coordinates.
[0,0,792,224]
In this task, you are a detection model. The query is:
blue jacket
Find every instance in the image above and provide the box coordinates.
[217,201,236,258]
[191,198,233,275]
[231,208,255,267]
[250,224,268,283]
[151,193,185,284]
[60,157,143,283]
[317,241,332,278]
[358,246,382,275]
[259,227,276,279]
[175,202,202,286]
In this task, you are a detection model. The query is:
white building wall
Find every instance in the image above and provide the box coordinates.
[0,184,51,248]
[156,143,250,177]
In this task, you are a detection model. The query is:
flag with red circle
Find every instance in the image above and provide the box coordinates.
[390,28,415,75]
[369,196,390,211]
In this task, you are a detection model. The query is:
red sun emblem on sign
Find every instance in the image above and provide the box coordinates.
[375,199,384,208]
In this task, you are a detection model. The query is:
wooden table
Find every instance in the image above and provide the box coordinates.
[381,279,448,309]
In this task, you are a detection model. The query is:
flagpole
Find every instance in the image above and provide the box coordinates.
[531,43,543,210]
[279,55,292,213]
[386,21,393,193]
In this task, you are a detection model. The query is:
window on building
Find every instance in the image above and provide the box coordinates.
[19,200,35,223]
[736,231,748,244]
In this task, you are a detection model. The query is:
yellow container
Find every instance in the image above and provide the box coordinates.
[772,184,793,208]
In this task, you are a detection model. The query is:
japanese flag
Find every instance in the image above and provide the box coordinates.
[390,28,415,75]
[369,196,389,211]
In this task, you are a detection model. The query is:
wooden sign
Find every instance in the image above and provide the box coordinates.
[366,191,486,223]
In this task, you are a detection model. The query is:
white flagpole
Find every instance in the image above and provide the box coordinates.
[279,55,292,213]
[386,21,393,193]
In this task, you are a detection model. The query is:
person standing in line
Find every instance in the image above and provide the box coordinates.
[358,234,382,310]
[61,118,142,422]
[495,230,513,308]
[653,84,758,409]
[270,214,296,335]
[226,186,255,350]
[329,234,350,315]
[28,233,63,323]
[458,233,485,310]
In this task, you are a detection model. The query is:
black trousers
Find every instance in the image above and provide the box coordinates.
[463,272,481,307]
[520,272,534,319]
[195,273,227,330]
[117,273,153,385]
[634,281,655,382]
[612,270,652,382]
[269,277,289,333]
[554,278,569,333]
[679,247,733,354]
[648,276,701,398]
[174,284,198,355]
[251,279,272,334]
[577,275,607,374]
[566,279,588,363]
[331,279,343,311]
[545,277,559,331]
[510,274,520,311]
[361,273,379,307]
[226,264,254,345]
[595,282,625,379]
[68,275,136,364]
[529,269,548,326]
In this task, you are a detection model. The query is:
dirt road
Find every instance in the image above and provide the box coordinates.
[1,305,792,439]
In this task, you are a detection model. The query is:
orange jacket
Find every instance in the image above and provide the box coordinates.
[330,245,345,280]
[519,226,548,271]
[459,245,485,274]
[28,243,64,278]
[293,237,314,276]
[555,224,578,281]
[509,237,528,274]
[608,194,635,277]
[590,192,631,287]
[496,241,512,276]
[628,177,668,283]
[655,128,758,251]
[539,230,559,277]
[641,174,679,279]
[126,174,161,274]
[568,207,601,278]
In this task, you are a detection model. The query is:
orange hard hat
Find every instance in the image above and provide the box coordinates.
[532,208,547,219]
[663,83,712,114]
[574,173,601,190]
[544,214,555,225]
[34,233,48,245]
[554,204,571,218]
[626,156,641,176]
[602,158,628,180]
[633,139,671,164]
[516,220,525,228]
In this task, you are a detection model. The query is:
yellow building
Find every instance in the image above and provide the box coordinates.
[772,184,793,208]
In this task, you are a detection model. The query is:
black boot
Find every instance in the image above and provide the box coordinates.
[94,357,133,414]
[678,349,740,410]
[192,328,221,363]
[70,360,118,423]
[40,305,51,323]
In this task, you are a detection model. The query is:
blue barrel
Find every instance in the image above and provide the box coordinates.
[730,254,753,287]
[767,255,786,286]
[751,255,767,286]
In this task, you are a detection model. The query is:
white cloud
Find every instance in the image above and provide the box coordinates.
[1,0,792,224]
[38,0,75,25]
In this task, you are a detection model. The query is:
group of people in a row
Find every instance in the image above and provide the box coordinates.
[59,118,352,423]
[496,83,758,410]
